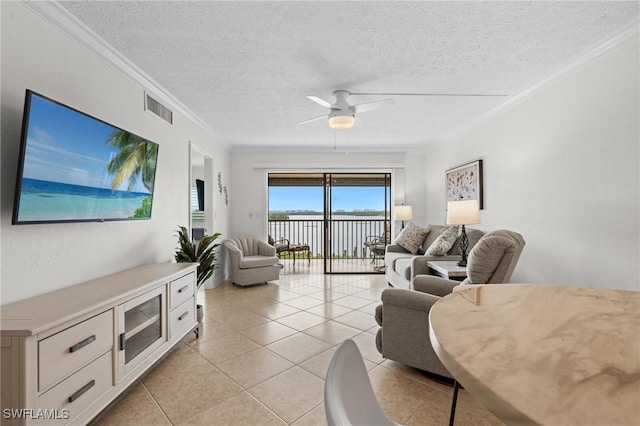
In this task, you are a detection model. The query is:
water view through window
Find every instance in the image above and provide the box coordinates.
[268,173,391,273]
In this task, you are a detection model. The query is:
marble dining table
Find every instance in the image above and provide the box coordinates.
[429,284,640,426]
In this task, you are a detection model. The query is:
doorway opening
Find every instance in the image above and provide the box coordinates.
[189,144,213,243]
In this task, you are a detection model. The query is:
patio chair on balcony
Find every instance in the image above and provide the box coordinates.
[286,242,311,266]
[269,235,290,256]
[269,235,289,268]
[269,235,311,266]
[363,225,390,270]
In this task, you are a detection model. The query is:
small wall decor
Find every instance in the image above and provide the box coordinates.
[446,159,483,209]
[217,172,223,194]
[223,186,228,206]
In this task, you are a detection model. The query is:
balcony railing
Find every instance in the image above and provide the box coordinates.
[268,218,388,260]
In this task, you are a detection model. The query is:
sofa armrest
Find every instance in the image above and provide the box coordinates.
[381,287,440,312]
[223,241,243,266]
[385,244,409,253]
[411,256,432,277]
[413,274,460,297]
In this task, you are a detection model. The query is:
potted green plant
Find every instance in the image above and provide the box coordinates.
[174,225,221,323]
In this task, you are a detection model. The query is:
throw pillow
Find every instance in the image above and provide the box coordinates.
[425,226,460,256]
[394,222,430,254]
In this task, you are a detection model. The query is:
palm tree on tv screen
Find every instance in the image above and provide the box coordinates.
[106,130,158,193]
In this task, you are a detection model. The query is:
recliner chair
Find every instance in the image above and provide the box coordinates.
[224,236,280,286]
[374,230,525,378]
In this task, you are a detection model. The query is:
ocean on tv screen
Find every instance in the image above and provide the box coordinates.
[17,178,152,221]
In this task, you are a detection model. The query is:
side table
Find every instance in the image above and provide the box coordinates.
[427,260,467,281]
[288,243,311,265]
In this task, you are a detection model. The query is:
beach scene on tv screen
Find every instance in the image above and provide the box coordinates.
[16,93,158,222]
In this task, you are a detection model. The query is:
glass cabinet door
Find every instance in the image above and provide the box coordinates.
[118,286,167,377]
[124,294,161,363]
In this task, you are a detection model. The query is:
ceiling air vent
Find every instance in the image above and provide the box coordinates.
[145,92,173,124]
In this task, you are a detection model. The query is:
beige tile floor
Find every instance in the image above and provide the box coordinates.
[91,269,502,425]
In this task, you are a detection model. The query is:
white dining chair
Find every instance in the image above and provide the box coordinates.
[325,339,400,426]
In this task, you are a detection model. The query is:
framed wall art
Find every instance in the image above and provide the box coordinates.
[446,159,483,209]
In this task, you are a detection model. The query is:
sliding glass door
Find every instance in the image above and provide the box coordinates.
[324,173,391,273]
[268,172,391,274]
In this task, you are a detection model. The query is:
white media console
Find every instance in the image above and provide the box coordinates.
[1,263,199,425]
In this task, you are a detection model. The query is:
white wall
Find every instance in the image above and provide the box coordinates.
[229,151,425,240]
[0,2,230,304]
[403,152,428,230]
[424,35,639,291]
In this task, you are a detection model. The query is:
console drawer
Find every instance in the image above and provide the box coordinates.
[169,272,195,310]
[170,298,195,339]
[38,350,112,424]
[38,310,113,391]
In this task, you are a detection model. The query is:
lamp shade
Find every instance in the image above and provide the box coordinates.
[447,200,480,225]
[394,205,413,222]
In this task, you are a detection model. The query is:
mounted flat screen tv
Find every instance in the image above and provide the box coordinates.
[12,90,159,224]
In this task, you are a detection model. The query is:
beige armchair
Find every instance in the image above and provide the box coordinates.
[224,236,280,286]
[374,230,525,378]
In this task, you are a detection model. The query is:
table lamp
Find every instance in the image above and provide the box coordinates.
[447,200,480,267]
[394,205,413,229]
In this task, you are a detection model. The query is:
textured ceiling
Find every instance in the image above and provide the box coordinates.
[60,1,639,152]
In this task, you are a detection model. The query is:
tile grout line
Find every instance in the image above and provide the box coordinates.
[178,343,293,424]
[140,380,174,425]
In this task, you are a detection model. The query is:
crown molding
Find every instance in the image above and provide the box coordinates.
[21,1,229,147]
[436,19,640,145]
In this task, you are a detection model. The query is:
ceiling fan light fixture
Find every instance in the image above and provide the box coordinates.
[328,112,355,129]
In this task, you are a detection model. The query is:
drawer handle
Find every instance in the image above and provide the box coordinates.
[178,311,189,321]
[69,335,96,353]
[178,285,189,293]
[68,379,95,403]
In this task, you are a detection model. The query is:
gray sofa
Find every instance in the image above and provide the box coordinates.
[375,230,526,378]
[385,224,484,289]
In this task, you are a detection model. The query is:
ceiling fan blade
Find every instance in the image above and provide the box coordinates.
[298,114,328,125]
[306,96,333,108]
[350,92,507,97]
[353,98,395,114]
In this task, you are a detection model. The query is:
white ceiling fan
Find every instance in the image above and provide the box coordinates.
[298,90,395,130]
[298,90,507,129]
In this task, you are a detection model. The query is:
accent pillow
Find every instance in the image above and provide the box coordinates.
[425,226,460,256]
[394,222,430,254]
